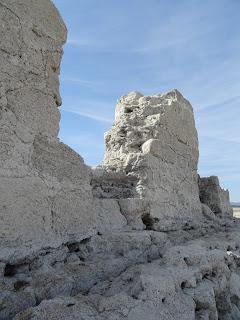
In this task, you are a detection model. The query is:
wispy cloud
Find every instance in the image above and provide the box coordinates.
[62,77,102,86]
[61,76,108,94]
[63,108,113,124]
[66,36,103,48]
[197,95,240,111]
[60,97,115,124]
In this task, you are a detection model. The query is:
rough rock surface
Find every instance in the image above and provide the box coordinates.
[103,90,202,230]
[0,1,238,320]
[0,222,239,320]
[199,176,233,217]
[0,0,97,261]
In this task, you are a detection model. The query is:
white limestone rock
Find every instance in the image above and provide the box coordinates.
[103,89,202,229]
[199,176,233,217]
[0,0,97,261]
[118,198,150,230]
[3,225,240,320]
[94,199,128,233]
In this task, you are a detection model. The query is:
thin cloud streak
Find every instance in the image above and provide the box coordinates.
[61,77,108,94]
[197,95,240,111]
[62,76,102,86]
[62,109,113,124]
[66,37,103,48]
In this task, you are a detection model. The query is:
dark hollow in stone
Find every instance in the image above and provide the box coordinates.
[4,264,17,277]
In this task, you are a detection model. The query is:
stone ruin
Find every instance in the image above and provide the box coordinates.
[0,1,239,320]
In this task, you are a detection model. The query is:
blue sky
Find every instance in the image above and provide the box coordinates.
[52,0,239,202]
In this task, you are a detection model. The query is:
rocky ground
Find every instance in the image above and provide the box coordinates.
[0,217,240,320]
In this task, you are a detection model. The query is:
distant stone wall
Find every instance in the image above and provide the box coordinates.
[0,0,97,261]
[103,90,202,230]
[199,176,233,217]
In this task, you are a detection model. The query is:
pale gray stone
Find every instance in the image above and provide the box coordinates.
[118,198,150,230]
[94,199,128,233]
[0,0,97,260]
[199,176,233,217]
[103,89,203,229]
[0,1,238,320]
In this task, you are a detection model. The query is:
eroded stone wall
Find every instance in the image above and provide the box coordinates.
[103,90,203,230]
[199,176,233,217]
[0,0,97,261]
